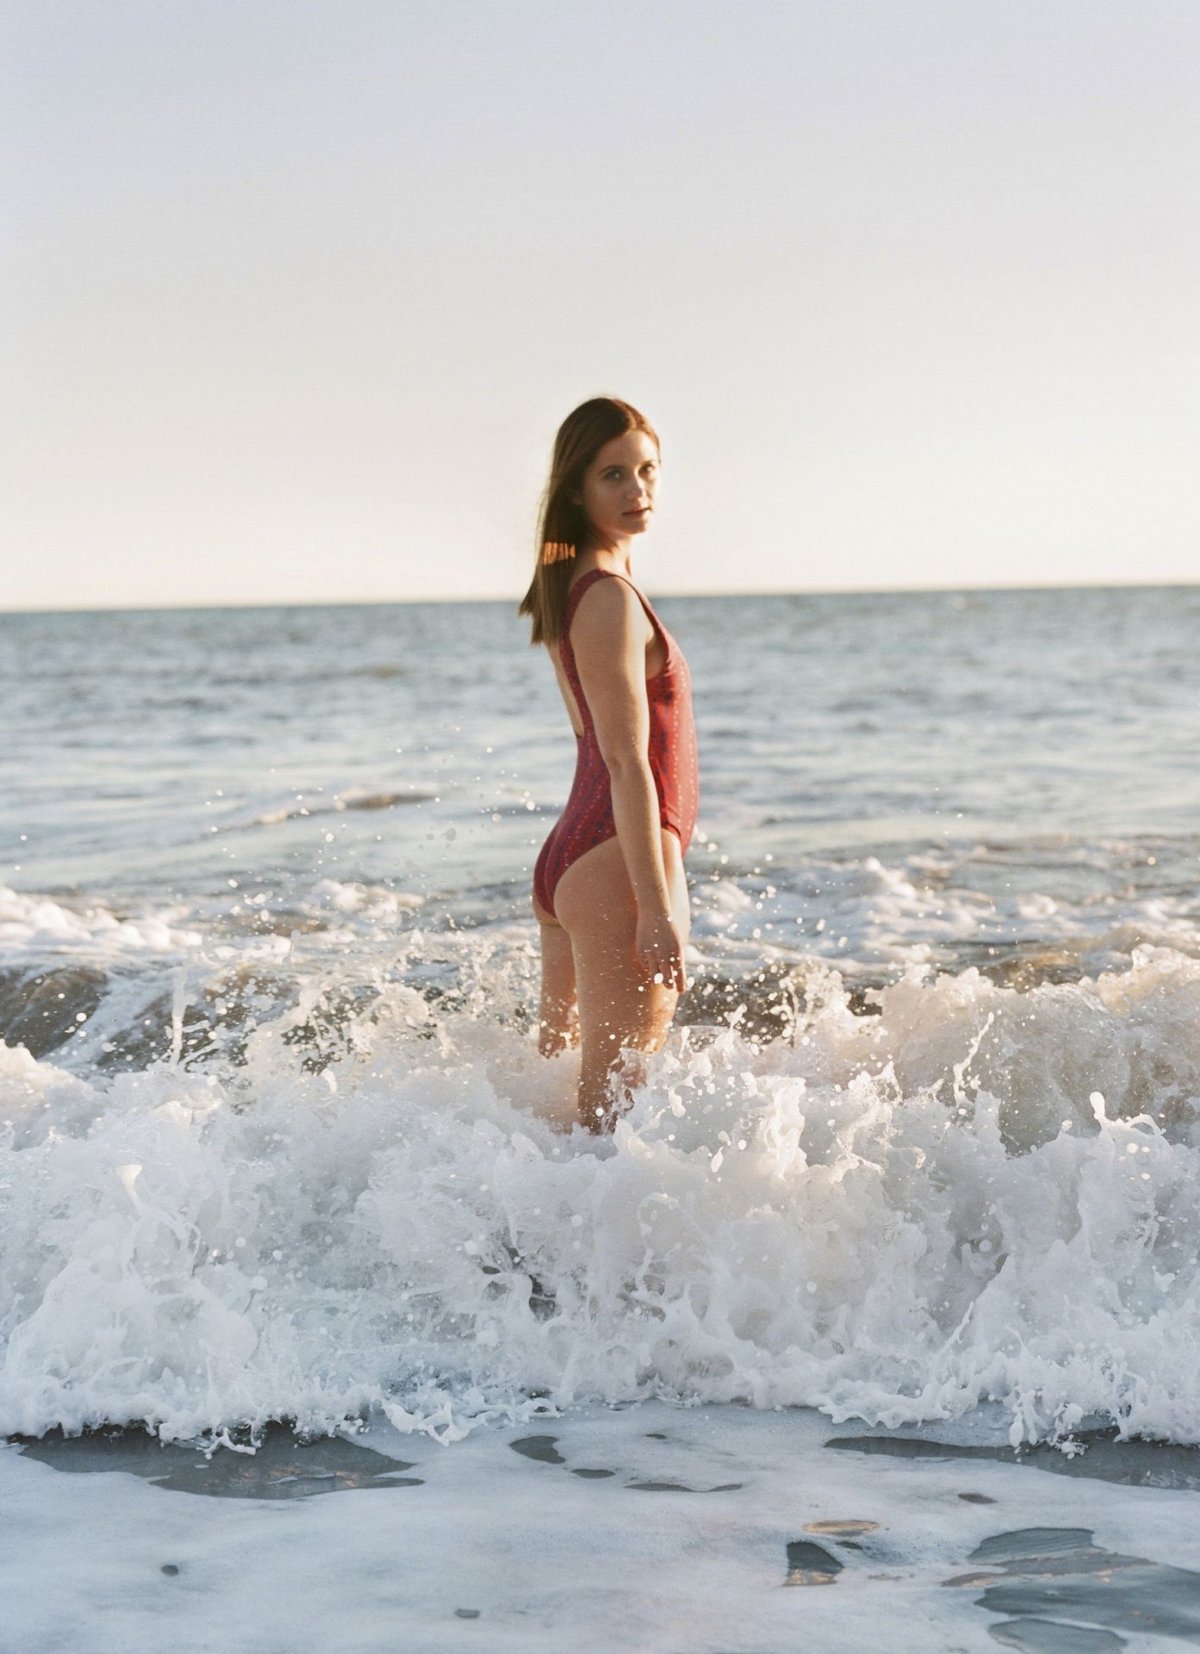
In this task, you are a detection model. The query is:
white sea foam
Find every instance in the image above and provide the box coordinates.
[2,940,1198,1448]
[687,849,1200,976]
[0,884,201,959]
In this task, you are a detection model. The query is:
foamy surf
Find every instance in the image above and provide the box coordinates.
[3,937,1198,1450]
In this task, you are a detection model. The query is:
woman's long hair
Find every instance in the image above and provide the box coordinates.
[518,397,660,645]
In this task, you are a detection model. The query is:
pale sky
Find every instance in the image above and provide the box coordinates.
[2,0,1196,610]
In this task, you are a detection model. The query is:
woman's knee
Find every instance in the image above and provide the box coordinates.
[577,971,677,1063]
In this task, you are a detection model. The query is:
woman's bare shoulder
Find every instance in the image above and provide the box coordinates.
[570,574,642,635]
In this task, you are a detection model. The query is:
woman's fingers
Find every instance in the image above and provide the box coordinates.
[644,948,686,993]
[636,916,687,994]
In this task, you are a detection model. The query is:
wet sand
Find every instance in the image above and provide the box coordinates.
[4,1404,1199,1652]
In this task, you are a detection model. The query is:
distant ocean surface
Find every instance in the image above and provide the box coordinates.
[2,585,1200,1450]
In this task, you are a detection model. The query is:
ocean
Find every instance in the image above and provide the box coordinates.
[2,585,1199,1651]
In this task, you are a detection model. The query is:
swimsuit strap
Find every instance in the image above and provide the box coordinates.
[564,568,655,632]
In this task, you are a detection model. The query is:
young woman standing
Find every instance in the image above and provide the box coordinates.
[519,397,699,1132]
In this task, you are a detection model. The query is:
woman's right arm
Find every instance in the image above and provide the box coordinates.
[570,581,687,992]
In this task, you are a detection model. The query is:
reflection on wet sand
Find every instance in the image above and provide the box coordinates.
[945,1526,1200,1648]
[12,1412,1200,1648]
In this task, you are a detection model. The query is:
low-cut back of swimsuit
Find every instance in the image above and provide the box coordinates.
[533,568,699,921]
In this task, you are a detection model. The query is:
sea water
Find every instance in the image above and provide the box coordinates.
[2,587,1200,1650]
[2,584,1199,1444]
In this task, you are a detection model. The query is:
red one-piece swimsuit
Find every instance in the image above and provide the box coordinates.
[533,569,699,919]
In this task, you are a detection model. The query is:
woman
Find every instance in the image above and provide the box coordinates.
[519,397,699,1132]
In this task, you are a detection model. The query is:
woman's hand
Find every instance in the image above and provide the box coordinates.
[635,910,688,994]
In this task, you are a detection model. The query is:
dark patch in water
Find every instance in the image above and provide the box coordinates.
[11,1422,420,1500]
[509,1435,564,1465]
[246,791,433,828]
[0,963,108,1058]
[527,1283,556,1318]
[678,964,805,1044]
[957,941,1087,993]
[827,1429,1200,1492]
[571,1468,616,1479]
[676,961,893,1046]
[784,1539,843,1586]
[975,1529,1099,1564]
[493,1245,556,1319]
[950,1527,1200,1647]
[627,1478,744,1493]
[987,1618,1125,1650]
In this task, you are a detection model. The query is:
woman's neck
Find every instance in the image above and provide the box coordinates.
[576,542,634,580]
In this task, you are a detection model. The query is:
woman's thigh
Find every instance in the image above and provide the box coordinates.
[530,887,577,1053]
[554,830,689,1054]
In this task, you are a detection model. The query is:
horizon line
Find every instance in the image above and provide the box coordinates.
[2,575,1197,619]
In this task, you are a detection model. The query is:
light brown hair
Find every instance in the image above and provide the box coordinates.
[518,397,660,645]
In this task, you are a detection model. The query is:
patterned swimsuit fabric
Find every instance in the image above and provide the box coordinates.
[532,569,699,920]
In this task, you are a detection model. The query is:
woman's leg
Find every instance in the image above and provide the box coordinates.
[553,830,689,1132]
[531,890,578,1055]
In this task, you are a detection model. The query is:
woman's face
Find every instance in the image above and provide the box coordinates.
[575,430,660,548]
